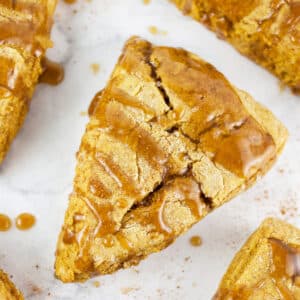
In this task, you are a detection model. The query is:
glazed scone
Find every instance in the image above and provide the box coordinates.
[214,218,300,299]
[55,36,288,282]
[0,269,23,300]
[0,0,57,163]
[171,0,300,93]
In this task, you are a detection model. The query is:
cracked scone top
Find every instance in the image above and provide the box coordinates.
[171,0,300,93]
[214,218,300,299]
[0,0,57,163]
[55,37,288,282]
[0,269,23,300]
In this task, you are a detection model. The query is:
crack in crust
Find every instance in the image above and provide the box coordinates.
[146,53,174,111]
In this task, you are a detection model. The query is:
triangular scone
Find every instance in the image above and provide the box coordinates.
[0,0,57,163]
[171,0,300,93]
[0,269,23,300]
[214,218,300,299]
[55,37,288,282]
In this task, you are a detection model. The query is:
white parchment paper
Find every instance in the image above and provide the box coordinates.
[0,0,299,299]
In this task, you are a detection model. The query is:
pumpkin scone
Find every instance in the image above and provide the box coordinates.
[171,0,300,93]
[55,36,288,282]
[214,218,300,299]
[0,269,23,300]
[0,0,58,164]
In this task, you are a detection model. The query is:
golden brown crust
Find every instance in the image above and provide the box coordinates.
[55,37,288,282]
[0,0,57,163]
[0,269,23,300]
[172,0,300,93]
[214,218,300,299]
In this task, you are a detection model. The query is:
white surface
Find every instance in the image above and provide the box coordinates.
[0,0,299,299]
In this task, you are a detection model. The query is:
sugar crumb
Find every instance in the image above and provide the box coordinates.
[90,63,100,75]
[121,287,139,295]
[132,268,140,274]
[263,190,269,199]
[277,168,285,174]
[279,80,287,92]
[148,26,167,35]
[93,281,101,288]
[30,284,42,295]
[279,196,298,219]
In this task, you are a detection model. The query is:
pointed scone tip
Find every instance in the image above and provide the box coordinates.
[0,0,57,164]
[171,0,300,94]
[214,218,300,299]
[0,269,23,300]
[55,36,288,282]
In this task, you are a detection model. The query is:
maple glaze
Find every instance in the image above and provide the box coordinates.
[268,238,300,297]
[152,46,276,178]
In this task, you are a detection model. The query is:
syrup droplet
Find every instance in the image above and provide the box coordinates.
[190,235,202,247]
[15,213,36,230]
[63,229,76,244]
[39,58,64,86]
[0,214,12,232]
